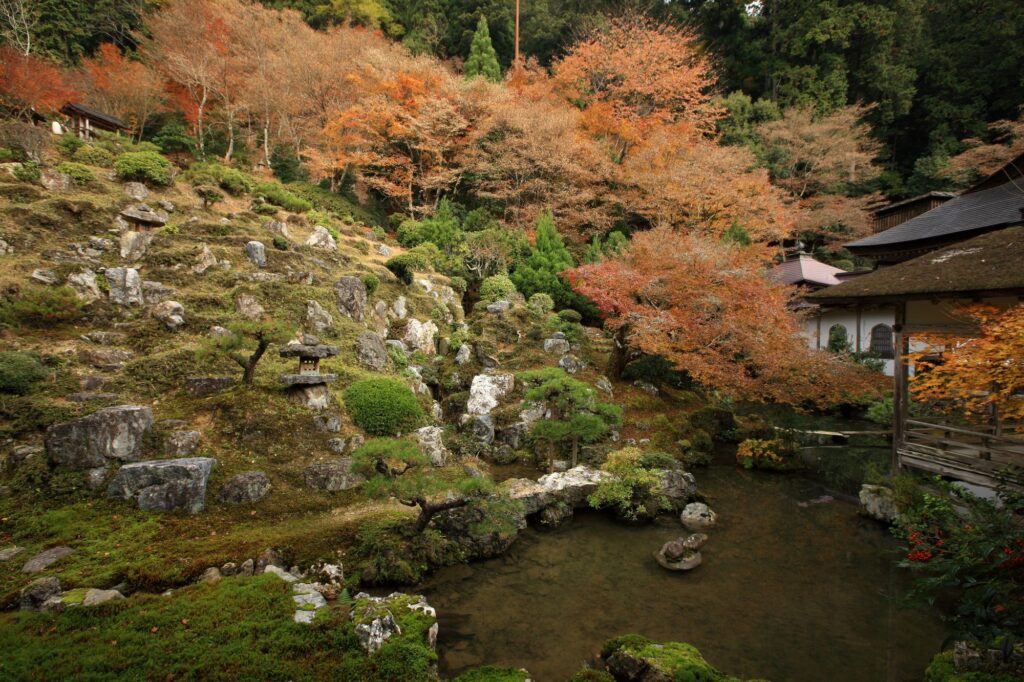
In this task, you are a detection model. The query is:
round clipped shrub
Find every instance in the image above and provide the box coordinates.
[272,235,289,251]
[343,378,424,436]
[557,309,583,324]
[527,292,554,315]
[478,274,516,303]
[0,351,48,394]
[385,253,430,286]
[56,162,95,185]
[72,145,115,167]
[113,151,173,186]
[57,134,85,157]
[361,273,380,294]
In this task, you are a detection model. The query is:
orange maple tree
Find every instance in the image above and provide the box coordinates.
[81,43,166,141]
[567,229,882,405]
[910,304,1024,426]
[552,13,720,163]
[0,46,79,119]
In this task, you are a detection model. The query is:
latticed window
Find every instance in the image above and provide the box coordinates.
[870,324,894,359]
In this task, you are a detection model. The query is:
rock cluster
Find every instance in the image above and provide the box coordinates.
[107,457,217,514]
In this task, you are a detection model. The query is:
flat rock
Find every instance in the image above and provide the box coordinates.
[46,405,153,470]
[680,502,718,530]
[304,459,363,492]
[0,546,24,562]
[538,466,612,507]
[186,376,236,396]
[107,457,217,514]
[22,546,74,574]
[218,471,271,504]
[120,204,168,227]
[82,588,125,606]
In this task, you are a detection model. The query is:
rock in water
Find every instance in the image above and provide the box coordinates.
[46,405,154,470]
[334,276,367,322]
[107,457,217,514]
[680,502,718,530]
[859,484,898,524]
[355,331,388,371]
[218,471,271,504]
[655,536,704,572]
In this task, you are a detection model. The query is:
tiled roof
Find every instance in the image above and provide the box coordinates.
[770,254,846,287]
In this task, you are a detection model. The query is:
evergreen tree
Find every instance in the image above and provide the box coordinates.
[511,210,578,310]
[464,15,501,82]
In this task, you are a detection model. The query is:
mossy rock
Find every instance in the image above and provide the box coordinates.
[602,635,746,682]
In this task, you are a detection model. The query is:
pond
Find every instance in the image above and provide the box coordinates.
[418,457,946,681]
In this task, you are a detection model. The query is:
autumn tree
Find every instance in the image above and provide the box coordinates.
[567,230,882,405]
[941,113,1024,187]
[910,304,1024,426]
[552,12,720,163]
[464,15,501,82]
[0,46,78,121]
[352,438,492,532]
[519,368,623,471]
[81,43,165,141]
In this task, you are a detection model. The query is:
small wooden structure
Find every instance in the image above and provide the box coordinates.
[60,102,128,140]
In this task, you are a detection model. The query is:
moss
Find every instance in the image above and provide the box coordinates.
[60,588,89,606]
[568,670,614,682]
[455,666,533,681]
[603,635,742,682]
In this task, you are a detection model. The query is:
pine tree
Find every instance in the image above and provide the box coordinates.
[511,210,577,310]
[464,15,502,82]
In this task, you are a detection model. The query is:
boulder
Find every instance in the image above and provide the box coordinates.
[164,430,201,456]
[151,300,186,331]
[538,466,612,507]
[199,567,222,584]
[186,376,236,396]
[0,546,24,562]
[375,244,390,257]
[235,293,264,320]
[466,373,515,416]
[390,296,407,320]
[539,501,574,528]
[596,376,614,395]
[192,243,220,275]
[334,276,367,322]
[305,226,337,251]
[0,238,10,255]
[352,599,402,653]
[31,268,58,285]
[500,478,554,516]
[355,331,389,371]
[304,459,363,492]
[22,546,73,574]
[679,502,718,531]
[106,267,143,306]
[219,471,271,504]
[263,219,290,239]
[158,199,175,212]
[142,280,175,305]
[82,588,125,606]
[313,413,342,433]
[485,300,510,313]
[78,346,133,370]
[20,577,62,611]
[543,338,571,354]
[327,438,347,454]
[558,354,583,374]
[67,269,102,302]
[859,484,898,524]
[655,468,698,506]
[40,170,71,191]
[245,241,267,268]
[415,426,448,466]
[286,384,333,410]
[306,299,334,333]
[455,344,473,365]
[123,182,148,201]
[119,230,152,261]
[107,457,217,514]
[466,414,495,444]
[120,204,167,227]
[402,319,438,355]
[46,405,153,470]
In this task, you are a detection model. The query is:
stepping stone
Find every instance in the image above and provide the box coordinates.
[22,546,73,573]
[292,583,327,624]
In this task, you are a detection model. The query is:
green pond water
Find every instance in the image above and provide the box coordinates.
[418,457,947,681]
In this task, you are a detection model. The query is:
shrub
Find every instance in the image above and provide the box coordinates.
[185,162,253,195]
[254,203,278,216]
[195,185,224,209]
[588,447,671,521]
[372,226,387,241]
[343,379,425,436]
[371,641,435,681]
[57,134,85,157]
[272,235,289,251]
[557,309,583,324]
[0,286,84,327]
[0,352,48,395]
[527,292,554,315]
[72,145,115,167]
[385,253,430,285]
[479,274,516,303]
[56,162,95,184]
[114,151,173,186]
[254,182,312,213]
[735,438,800,470]
[448,276,467,294]
[361,273,380,294]
[353,240,370,254]
[12,161,40,183]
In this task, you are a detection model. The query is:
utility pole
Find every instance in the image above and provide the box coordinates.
[514,0,521,73]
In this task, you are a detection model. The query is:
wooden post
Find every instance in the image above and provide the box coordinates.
[892,301,909,474]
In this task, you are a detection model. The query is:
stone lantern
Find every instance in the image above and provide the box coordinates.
[279,334,340,409]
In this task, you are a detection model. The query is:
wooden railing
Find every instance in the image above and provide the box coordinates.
[899,419,1024,488]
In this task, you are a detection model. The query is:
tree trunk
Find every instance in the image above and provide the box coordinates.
[607,325,629,380]
[571,435,579,467]
[242,337,271,385]
[415,497,468,532]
